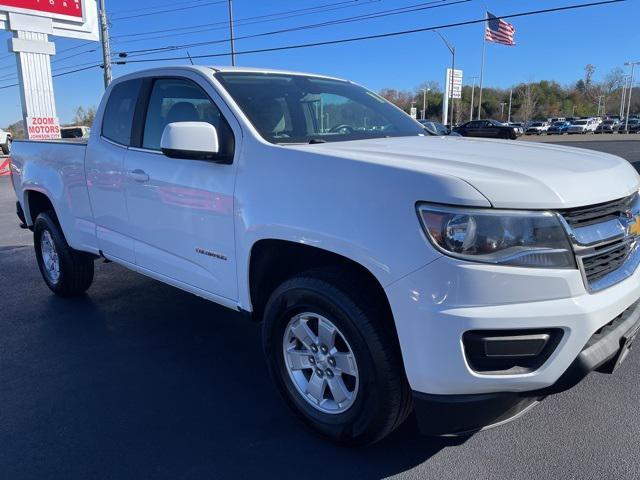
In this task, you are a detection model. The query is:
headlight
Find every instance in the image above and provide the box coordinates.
[417,204,576,269]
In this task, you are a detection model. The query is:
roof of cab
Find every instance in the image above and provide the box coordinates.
[111,65,351,86]
[208,65,348,82]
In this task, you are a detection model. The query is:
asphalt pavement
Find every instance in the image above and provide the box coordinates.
[1,139,640,480]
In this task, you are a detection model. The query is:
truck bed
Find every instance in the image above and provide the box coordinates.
[11,138,96,254]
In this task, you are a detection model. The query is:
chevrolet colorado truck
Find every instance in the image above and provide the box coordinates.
[9,66,640,445]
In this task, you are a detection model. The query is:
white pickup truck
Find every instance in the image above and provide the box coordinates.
[9,66,640,445]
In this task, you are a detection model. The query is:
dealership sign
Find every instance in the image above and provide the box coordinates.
[27,116,61,140]
[0,0,98,141]
[0,1,84,20]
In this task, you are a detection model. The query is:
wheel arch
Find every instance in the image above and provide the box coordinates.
[23,189,57,227]
[247,239,396,328]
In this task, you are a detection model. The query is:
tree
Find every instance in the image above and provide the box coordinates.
[71,106,97,127]
[517,82,538,125]
[6,120,25,139]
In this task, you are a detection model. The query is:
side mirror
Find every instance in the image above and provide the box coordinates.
[160,122,222,161]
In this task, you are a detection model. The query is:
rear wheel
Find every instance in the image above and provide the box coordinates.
[34,211,94,296]
[262,268,412,446]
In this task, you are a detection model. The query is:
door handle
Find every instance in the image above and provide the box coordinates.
[127,169,150,183]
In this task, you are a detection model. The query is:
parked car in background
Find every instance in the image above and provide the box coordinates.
[507,122,525,136]
[595,119,620,134]
[418,120,448,135]
[453,119,519,139]
[567,118,598,134]
[418,120,462,137]
[547,121,572,135]
[549,117,567,124]
[619,119,640,134]
[525,121,550,135]
[60,126,91,139]
[0,128,12,154]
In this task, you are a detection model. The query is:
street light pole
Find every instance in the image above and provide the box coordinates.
[469,76,478,122]
[421,88,430,120]
[99,0,112,89]
[624,61,638,131]
[620,75,629,119]
[450,47,456,126]
[499,102,507,120]
[432,30,456,127]
[507,89,513,123]
[228,0,236,66]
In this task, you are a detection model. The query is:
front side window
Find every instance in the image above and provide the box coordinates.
[215,72,424,144]
[142,78,234,157]
[102,79,142,146]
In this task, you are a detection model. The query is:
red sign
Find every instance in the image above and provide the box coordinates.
[27,116,61,140]
[0,0,83,19]
[0,159,9,177]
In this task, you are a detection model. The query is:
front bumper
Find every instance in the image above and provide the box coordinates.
[412,300,640,435]
[385,255,640,396]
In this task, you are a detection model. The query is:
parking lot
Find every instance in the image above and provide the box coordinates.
[1,137,640,480]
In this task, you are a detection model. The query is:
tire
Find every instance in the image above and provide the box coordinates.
[34,211,94,296]
[262,268,412,446]
[2,138,11,155]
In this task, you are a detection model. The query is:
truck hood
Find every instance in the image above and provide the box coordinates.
[294,136,639,209]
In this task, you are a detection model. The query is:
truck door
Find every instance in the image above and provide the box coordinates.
[85,78,142,264]
[123,76,239,300]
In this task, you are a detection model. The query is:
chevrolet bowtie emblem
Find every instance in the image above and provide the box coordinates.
[630,215,640,237]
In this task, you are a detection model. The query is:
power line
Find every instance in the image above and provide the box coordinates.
[110,0,214,16]
[0,64,101,91]
[110,0,379,42]
[110,0,227,21]
[0,0,625,91]
[114,1,624,65]
[114,0,465,58]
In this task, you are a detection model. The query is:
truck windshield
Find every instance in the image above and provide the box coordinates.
[215,72,425,144]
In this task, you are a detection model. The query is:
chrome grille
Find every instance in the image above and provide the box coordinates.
[581,241,632,283]
[560,195,635,228]
[559,193,639,292]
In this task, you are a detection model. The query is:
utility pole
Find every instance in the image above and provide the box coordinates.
[620,75,629,118]
[421,88,430,120]
[624,61,639,131]
[228,0,236,66]
[469,76,478,122]
[432,30,455,127]
[450,47,456,126]
[499,102,507,120]
[99,0,112,89]
[507,89,513,123]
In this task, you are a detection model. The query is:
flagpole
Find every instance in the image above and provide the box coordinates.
[477,12,487,120]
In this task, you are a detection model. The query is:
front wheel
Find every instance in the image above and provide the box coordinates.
[262,269,412,446]
[34,211,95,296]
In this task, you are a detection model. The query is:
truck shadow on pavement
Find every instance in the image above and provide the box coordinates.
[1,257,464,480]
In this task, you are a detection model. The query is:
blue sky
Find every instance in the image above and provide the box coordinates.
[0,0,637,127]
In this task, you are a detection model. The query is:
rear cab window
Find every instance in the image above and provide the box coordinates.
[101,79,142,146]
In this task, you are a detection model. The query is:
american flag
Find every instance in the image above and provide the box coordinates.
[485,12,516,46]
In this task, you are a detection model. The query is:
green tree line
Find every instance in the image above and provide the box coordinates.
[380,65,639,124]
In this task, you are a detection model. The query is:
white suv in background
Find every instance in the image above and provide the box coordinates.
[525,121,550,135]
[568,118,598,134]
